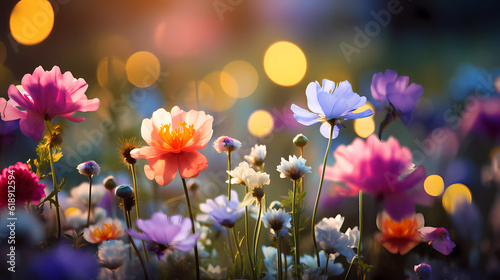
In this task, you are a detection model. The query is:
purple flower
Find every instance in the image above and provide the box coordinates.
[76,160,101,176]
[371,69,423,124]
[199,190,244,230]
[414,263,432,279]
[291,79,373,139]
[127,212,200,259]
[460,97,500,140]
[419,227,456,255]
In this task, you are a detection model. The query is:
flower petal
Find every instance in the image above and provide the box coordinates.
[319,123,340,139]
[305,81,323,114]
[177,151,208,178]
[291,104,320,126]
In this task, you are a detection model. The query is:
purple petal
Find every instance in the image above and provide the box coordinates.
[306,81,323,114]
[291,104,320,126]
[126,228,153,243]
[344,109,374,120]
[384,193,415,221]
[370,69,398,101]
[431,239,456,255]
[175,233,200,251]
[320,123,340,139]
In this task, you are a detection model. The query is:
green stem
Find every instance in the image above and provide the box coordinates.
[232,227,245,277]
[182,178,200,280]
[130,164,150,262]
[45,120,61,241]
[253,203,263,265]
[299,147,304,193]
[311,124,334,266]
[228,152,232,201]
[86,175,92,228]
[277,236,283,280]
[344,191,363,280]
[292,180,300,278]
[245,186,256,280]
[121,199,132,259]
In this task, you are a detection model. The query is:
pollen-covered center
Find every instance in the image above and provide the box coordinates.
[93,223,113,240]
[158,121,195,149]
[383,217,417,238]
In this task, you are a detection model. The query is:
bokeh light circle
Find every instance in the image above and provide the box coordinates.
[10,0,54,45]
[424,174,445,196]
[97,56,126,88]
[248,110,274,137]
[221,60,259,98]
[125,51,160,88]
[442,183,472,213]
[199,71,237,112]
[264,41,307,86]
[354,118,375,138]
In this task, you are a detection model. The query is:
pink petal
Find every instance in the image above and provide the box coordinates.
[144,153,178,186]
[19,111,45,141]
[177,151,208,178]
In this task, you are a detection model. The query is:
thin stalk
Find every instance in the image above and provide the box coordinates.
[121,199,132,259]
[344,191,363,280]
[324,252,329,277]
[228,152,232,201]
[253,203,263,264]
[109,190,115,218]
[232,227,245,277]
[245,186,256,280]
[226,228,235,259]
[45,120,61,241]
[299,147,304,193]
[311,124,334,266]
[127,234,149,280]
[182,178,200,280]
[277,236,283,280]
[86,175,93,228]
[282,238,288,280]
[130,164,149,262]
[292,180,300,278]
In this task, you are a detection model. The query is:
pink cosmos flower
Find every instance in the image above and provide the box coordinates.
[0,162,46,208]
[131,106,213,186]
[323,134,431,221]
[0,66,100,141]
[419,227,456,255]
[213,136,241,153]
[376,211,424,255]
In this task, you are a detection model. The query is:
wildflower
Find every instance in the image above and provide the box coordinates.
[119,137,141,165]
[0,162,46,208]
[414,263,432,280]
[324,135,430,221]
[291,79,373,139]
[83,218,125,243]
[200,264,227,279]
[315,215,358,261]
[127,212,200,260]
[301,251,344,279]
[0,66,100,141]
[114,185,134,199]
[244,144,267,170]
[276,155,311,181]
[213,136,241,153]
[130,106,213,186]
[64,206,106,230]
[199,190,244,229]
[419,227,456,255]
[68,182,106,208]
[227,161,255,185]
[239,171,270,209]
[376,211,424,255]
[371,69,423,124]
[261,208,292,237]
[77,160,101,176]
[293,133,308,148]
[262,246,293,277]
[98,240,129,270]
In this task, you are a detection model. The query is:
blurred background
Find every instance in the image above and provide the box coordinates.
[1,0,500,278]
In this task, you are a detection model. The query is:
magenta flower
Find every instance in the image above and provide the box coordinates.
[371,69,423,124]
[127,212,200,259]
[323,135,431,221]
[0,66,100,141]
[419,227,456,255]
[0,162,46,209]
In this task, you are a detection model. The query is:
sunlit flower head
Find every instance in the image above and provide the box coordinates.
[315,215,358,261]
[0,162,46,208]
[127,212,200,260]
[244,144,267,170]
[324,135,430,221]
[131,106,213,186]
[213,136,241,153]
[227,161,255,185]
[261,208,292,237]
[419,227,456,255]
[371,69,423,124]
[199,190,244,229]
[98,240,129,270]
[77,160,100,176]
[277,155,311,181]
[376,211,424,255]
[119,137,141,165]
[291,79,373,139]
[239,171,271,209]
[414,263,432,280]
[200,264,227,280]
[301,251,344,279]
[0,66,100,141]
[83,218,125,244]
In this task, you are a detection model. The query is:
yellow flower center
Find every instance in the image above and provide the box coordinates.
[158,121,195,150]
[93,223,113,240]
[383,217,418,238]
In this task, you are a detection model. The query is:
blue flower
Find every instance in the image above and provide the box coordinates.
[291,79,373,138]
[76,160,100,176]
[261,208,292,237]
[262,245,293,277]
[200,190,245,230]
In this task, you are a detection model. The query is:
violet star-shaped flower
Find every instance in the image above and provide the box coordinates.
[419,226,456,255]
[291,79,373,139]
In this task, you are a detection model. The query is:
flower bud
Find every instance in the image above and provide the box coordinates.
[103,176,117,191]
[76,161,100,176]
[114,185,134,199]
[293,134,308,148]
[269,200,281,210]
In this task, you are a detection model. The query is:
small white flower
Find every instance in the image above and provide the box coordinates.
[200,264,227,279]
[200,190,244,229]
[244,144,267,169]
[301,251,344,279]
[315,215,359,261]
[68,182,107,208]
[276,155,312,181]
[262,246,293,277]
[239,171,271,209]
[98,240,129,270]
[227,161,255,185]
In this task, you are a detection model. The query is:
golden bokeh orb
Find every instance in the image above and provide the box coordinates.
[248,110,274,137]
[125,51,161,88]
[10,0,54,45]
[442,183,472,213]
[221,60,259,98]
[424,174,445,197]
[264,41,307,87]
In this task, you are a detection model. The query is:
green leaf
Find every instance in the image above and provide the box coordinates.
[255,257,264,276]
[58,176,67,191]
[64,234,74,241]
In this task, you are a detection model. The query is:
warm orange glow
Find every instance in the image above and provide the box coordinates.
[96,56,126,88]
[126,51,161,88]
[382,217,420,238]
[221,60,259,98]
[248,110,274,137]
[354,117,375,138]
[199,71,237,112]
[10,0,54,45]
[264,41,307,86]
[442,183,472,213]
[158,122,195,150]
[424,175,445,196]
[92,223,114,241]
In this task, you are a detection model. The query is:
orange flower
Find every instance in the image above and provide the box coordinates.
[83,218,124,243]
[131,106,213,186]
[376,211,424,255]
